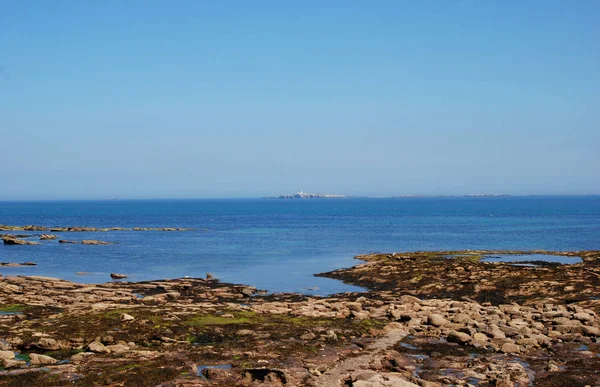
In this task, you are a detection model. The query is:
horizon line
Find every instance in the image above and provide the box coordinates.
[0,193,599,202]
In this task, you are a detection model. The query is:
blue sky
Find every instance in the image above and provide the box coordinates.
[1,1,599,199]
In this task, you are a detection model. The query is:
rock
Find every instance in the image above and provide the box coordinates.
[121,313,135,321]
[487,325,506,339]
[243,368,288,384]
[58,240,78,244]
[71,352,95,363]
[110,273,128,280]
[23,225,48,231]
[582,326,600,336]
[346,302,363,312]
[81,240,112,245]
[88,340,111,353]
[473,333,488,342]
[29,353,58,365]
[324,330,338,341]
[427,314,449,327]
[300,332,316,341]
[400,295,422,304]
[573,312,594,322]
[40,234,58,240]
[500,343,521,354]
[241,288,254,297]
[0,350,15,360]
[201,367,235,382]
[351,311,371,320]
[35,337,62,351]
[0,262,37,267]
[106,344,130,354]
[2,237,40,245]
[447,331,471,345]
[2,359,26,368]
[68,227,98,232]
[516,337,538,347]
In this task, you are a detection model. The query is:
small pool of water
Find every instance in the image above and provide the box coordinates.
[481,254,582,265]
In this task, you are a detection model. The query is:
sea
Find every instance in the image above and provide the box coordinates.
[1,196,599,295]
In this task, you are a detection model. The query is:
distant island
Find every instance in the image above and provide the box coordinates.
[264,191,346,199]
[263,192,514,199]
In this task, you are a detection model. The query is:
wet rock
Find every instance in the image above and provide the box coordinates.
[2,237,40,245]
[110,273,128,280]
[68,227,98,232]
[0,262,37,267]
[29,353,58,365]
[58,240,77,244]
[243,368,288,384]
[201,367,235,382]
[23,225,48,231]
[81,240,113,245]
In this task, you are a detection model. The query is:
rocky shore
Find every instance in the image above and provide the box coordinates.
[1,250,599,386]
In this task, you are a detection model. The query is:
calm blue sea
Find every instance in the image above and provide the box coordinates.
[1,197,599,295]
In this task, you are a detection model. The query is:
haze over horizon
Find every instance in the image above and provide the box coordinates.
[1,1,599,200]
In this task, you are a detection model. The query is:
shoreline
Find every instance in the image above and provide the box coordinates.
[1,250,599,386]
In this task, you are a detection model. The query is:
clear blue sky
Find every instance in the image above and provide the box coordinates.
[1,1,598,199]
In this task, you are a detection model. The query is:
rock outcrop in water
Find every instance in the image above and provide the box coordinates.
[0,224,194,232]
[1,236,41,245]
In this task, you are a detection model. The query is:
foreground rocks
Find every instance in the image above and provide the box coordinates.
[0,250,599,386]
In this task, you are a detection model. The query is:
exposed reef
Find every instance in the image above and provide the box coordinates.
[0,250,599,386]
[0,225,194,232]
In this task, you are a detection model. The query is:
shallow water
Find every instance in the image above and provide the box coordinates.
[481,254,582,264]
[1,196,599,294]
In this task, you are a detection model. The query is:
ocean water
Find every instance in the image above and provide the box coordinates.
[1,196,599,295]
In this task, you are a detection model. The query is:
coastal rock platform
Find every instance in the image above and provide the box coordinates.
[0,250,599,386]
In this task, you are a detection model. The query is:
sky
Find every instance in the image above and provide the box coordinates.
[1,1,599,200]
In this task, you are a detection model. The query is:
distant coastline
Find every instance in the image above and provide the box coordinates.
[262,192,513,200]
